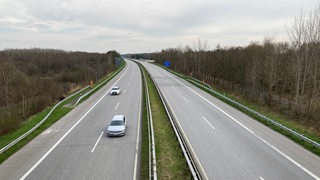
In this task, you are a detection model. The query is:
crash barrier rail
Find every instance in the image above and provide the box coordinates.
[140,64,158,180]
[73,64,124,106]
[164,68,320,150]
[148,70,202,180]
[0,86,87,154]
[0,62,126,154]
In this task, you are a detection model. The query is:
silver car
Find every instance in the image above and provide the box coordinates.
[106,115,127,137]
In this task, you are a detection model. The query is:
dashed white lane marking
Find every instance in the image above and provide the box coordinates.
[169,71,320,180]
[182,96,189,103]
[115,102,119,110]
[19,63,129,180]
[202,116,215,130]
[91,131,103,153]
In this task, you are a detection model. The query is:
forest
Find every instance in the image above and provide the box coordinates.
[128,6,320,134]
[0,49,120,135]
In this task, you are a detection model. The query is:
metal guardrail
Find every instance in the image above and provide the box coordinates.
[147,69,202,180]
[165,68,320,150]
[73,66,123,107]
[140,65,158,180]
[74,62,126,107]
[0,62,126,155]
[0,86,88,154]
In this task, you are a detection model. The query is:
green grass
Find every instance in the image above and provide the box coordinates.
[161,65,320,156]
[139,63,191,180]
[0,105,73,163]
[0,108,51,150]
[0,61,126,163]
[77,61,125,104]
[138,64,150,180]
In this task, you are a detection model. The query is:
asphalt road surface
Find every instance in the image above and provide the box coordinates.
[0,60,142,180]
[142,62,320,180]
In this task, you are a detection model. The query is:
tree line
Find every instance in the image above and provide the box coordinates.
[127,5,320,134]
[0,49,120,135]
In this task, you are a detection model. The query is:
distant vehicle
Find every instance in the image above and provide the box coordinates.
[110,86,121,95]
[106,115,127,137]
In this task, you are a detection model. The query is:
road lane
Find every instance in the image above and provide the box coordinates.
[0,60,142,180]
[142,62,320,180]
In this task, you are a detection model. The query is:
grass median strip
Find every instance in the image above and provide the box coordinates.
[141,65,191,179]
[139,63,149,179]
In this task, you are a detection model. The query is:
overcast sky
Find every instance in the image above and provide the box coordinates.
[0,0,319,53]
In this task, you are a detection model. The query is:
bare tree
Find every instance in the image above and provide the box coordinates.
[259,37,280,106]
[288,10,308,112]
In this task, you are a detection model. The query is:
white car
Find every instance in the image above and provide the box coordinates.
[110,86,121,95]
[106,115,127,137]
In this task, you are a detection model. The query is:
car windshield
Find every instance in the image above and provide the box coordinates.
[112,87,119,90]
[110,120,124,126]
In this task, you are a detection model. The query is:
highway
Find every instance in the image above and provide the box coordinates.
[0,60,142,180]
[142,62,320,180]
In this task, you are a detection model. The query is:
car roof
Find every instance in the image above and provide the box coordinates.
[112,115,125,121]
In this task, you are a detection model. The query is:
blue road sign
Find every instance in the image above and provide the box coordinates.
[164,60,170,67]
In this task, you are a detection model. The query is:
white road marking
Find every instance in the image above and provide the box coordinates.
[161,92,209,180]
[182,96,189,103]
[169,72,320,180]
[202,116,215,130]
[20,64,129,180]
[259,177,265,180]
[91,131,103,153]
[133,74,142,180]
[115,102,119,110]
[123,89,126,94]
[43,129,52,134]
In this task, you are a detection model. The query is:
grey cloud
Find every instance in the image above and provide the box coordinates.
[0,0,319,53]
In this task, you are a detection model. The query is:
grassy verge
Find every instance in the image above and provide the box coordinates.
[0,61,126,163]
[139,63,191,179]
[77,61,126,104]
[161,65,320,156]
[138,64,150,180]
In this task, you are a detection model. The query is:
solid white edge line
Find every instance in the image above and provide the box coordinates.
[255,135,320,180]
[115,102,120,110]
[91,131,104,153]
[168,71,320,180]
[20,64,129,180]
[202,116,215,130]
[133,64,142,180]
[149,64,209,179]
[161,91,209,180]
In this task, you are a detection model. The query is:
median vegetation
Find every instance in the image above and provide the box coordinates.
[138,62,191,179]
